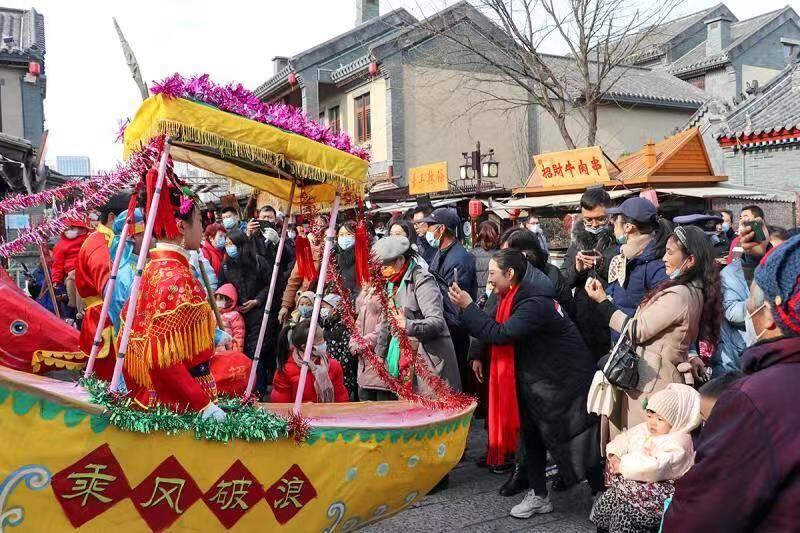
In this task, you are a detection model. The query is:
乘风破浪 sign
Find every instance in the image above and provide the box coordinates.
[533,146,610,187]
[408,162,448,195]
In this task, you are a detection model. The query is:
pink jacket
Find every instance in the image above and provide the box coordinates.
[215,283,245,351]
[350,286,388,391]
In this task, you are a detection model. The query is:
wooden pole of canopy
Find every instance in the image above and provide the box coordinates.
[293,190,340,414]
[83,220,130,378]
[108,139,172,392]
[198,260,224,327]
[244,180,296,399]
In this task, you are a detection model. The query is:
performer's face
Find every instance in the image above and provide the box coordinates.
[178,209,204,251]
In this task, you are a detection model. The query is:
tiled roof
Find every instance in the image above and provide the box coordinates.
[330,55,371,83]
[610,128,709,181]
[541,55,708,108]
[719,59,800,138]
[0,7,45,56]
[669,7,794,76]
[618,4,724,63]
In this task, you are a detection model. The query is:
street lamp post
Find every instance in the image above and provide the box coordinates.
[459,141,499,193]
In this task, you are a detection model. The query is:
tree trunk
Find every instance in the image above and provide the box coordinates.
[585,102,599,147]
[556,116,577,149]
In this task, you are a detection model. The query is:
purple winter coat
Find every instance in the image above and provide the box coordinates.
[662,336,800,532]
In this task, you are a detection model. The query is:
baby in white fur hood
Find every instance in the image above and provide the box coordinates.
[591,383,703,532]
[607,383,703,482]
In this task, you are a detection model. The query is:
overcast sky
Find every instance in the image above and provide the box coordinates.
[2,0,793,172]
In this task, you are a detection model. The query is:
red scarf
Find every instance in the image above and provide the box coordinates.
[487,283,521,466]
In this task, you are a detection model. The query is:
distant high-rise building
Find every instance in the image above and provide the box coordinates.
[56,156,91,177]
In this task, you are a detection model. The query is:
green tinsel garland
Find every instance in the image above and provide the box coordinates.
[79,376,294,443]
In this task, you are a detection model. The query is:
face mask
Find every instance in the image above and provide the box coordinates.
[743,302,767,346]
[222,218,237,230]
[64,229,79,240]
[669,259,689,280]
[225,244,239,258]
[425,230,440,248]
[320,308,331,320]
[721,222,731,232]
[89,213,100,222]
[298,305,313,318]
[313,341,327,357]
[585,224,606,236]
[527,223,541,234]
[616,234,628,245]
[288,230,297,240]
[214,235,226,250]
[215,297,229,310]
[381,265,397,278]
[338,235,355,250]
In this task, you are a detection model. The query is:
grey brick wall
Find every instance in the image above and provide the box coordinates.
[711,198,797,228]
[723,143,800,192]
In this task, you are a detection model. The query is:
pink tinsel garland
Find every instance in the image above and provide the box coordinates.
[0,138,164,258]
[150,73,370,162]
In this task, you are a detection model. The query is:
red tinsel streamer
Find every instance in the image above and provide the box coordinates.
[287,412,311,444]
[353,210,370,286]
[0,138,164,258]
[324,207,472,411]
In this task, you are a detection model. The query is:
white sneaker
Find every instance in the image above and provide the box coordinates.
[510,489,553,518]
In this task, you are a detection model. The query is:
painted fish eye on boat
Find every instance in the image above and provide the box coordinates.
[10,320,28,335]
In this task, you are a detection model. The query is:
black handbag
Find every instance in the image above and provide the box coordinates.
[602,318,639,390]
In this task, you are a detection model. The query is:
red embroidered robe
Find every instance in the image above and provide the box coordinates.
[120,247,217,411]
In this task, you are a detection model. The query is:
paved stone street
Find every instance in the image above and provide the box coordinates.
[366,424,595,533]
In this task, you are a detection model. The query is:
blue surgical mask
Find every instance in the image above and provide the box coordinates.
[721,222,731,232]
[214,235,226,250]
[425,230,440,248]
[669,259,688,280]
[338,235,355,250]
[313,341,327,356]
[298,305,313,318]
[222,217,237,230]
[616,234,627,245]
[225,244,239,258]
[585,225,607,236]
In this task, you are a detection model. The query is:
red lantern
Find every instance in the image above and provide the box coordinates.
[368,61,379,76]
[508,208,521,220]
[469,199,484,219]
[288,72,297,86]
[28,61,41,76]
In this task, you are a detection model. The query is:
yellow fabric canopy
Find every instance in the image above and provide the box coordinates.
[123,94,367,203]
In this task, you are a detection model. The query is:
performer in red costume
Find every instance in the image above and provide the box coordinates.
[75,196,131,381]
[120,166,225,420]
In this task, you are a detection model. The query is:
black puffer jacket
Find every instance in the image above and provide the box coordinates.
[219,254,269,360]
[462,263,599,488]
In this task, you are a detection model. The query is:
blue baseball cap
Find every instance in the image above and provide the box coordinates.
[421,207,460,232]
[607,197,657,223]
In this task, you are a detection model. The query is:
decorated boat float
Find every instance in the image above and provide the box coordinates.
[0,74,475,531]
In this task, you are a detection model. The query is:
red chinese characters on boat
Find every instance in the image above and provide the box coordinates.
[264,464,318,525]
[203,459,265,528]
[131,455,203,532]
[51,443,131,527]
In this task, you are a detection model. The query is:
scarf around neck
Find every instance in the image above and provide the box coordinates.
[487,283,521,466]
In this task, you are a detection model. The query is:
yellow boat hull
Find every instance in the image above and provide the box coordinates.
[0,368,474,531]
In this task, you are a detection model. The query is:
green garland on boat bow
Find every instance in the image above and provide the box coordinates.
[80,376,294,443]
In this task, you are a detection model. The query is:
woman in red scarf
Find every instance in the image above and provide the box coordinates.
[201,223,226,278]
[449,249,600,520]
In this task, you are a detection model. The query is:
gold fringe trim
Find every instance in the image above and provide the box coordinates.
[133,119,364,194]
[123,302,216,389]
